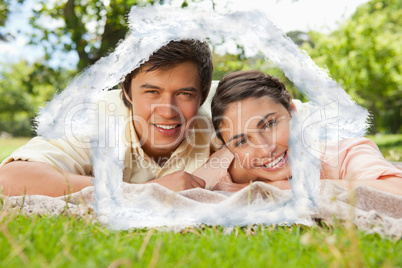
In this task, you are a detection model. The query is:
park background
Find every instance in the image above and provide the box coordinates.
[1,0,401,162]
[0,0,401,267]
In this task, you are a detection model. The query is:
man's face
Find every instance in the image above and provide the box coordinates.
[130,61,202,157]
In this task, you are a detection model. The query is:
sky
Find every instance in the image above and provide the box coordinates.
[0,0,370,69]
[222,0,370,33]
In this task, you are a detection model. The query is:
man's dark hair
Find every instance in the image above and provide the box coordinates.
[211,70,292,143]
[120,39,213,107]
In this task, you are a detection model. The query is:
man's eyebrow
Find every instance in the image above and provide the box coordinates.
[140,84,161,89]
[256,112,276,128]
[179,87,198,92]
[140,84,198,92]
[228,133,246,143]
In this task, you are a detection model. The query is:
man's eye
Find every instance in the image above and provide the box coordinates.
[179,92,192,96]
[146,90,158,94]
[263,120,277,130]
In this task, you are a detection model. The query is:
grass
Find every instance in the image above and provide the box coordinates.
[0,135,401,267]
[367,134,402,161]
[0,137,31,163]
[0,211,401,267]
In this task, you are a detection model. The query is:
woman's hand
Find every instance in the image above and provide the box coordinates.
[212,179,292,192]
[145,171,206,192]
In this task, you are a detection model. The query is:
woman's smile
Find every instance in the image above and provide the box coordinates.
[260,150,288,171]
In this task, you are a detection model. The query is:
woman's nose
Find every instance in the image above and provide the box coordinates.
[253,134,276,157]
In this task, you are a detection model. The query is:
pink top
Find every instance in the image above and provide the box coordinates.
[193,137,402,190]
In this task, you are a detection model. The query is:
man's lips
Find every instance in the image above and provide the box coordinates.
[152,123,182,136]
[152,123,181,130]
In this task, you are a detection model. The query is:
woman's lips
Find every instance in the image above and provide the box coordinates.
[260,151,288,171]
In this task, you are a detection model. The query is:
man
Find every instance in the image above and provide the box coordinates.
[0,40,214,196]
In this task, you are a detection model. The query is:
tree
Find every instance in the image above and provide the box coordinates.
[0,61,74,136]
[303,0,402,133]
[27,0,194,71]
[212,49,307,102]
[0,0,24,41]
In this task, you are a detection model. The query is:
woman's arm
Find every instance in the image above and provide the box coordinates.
[321,138,402,195]
[328,176,402,195]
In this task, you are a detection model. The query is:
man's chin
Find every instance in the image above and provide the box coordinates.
[151,141,182,152]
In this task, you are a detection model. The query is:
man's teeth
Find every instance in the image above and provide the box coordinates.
[263,152,286,168]
[155,124,179,130]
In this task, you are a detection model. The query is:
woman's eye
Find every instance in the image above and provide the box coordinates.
[263,120,277,130]
[235,138,248,147]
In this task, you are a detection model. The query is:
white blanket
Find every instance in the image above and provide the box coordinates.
[1,180,401,238]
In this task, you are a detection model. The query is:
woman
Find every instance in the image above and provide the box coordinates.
[193,71,402,195]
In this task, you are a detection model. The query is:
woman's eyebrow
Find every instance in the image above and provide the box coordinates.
[256,112,276,128]
[228,133,246,143]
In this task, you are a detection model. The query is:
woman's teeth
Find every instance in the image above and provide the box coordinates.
[154,124,179,130]
[263,152,286,168]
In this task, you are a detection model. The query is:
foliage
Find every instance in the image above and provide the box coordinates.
[303,0,402,134]
[1,0,401,136]
[212,50,307,102]
[0,61,74,136]
[27,0,192,70]
[0,211,401,267]
[0,0,10,27]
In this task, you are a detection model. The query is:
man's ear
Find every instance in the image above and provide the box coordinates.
[122,87,133,105]
[290,97,297,113]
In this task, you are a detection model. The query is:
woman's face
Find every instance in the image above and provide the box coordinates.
[219,96,294,183]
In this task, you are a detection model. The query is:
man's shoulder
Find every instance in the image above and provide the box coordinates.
[97,89,124,103]
[95,89,129,116]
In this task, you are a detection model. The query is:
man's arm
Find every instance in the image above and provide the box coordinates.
[0,161,93,197]
[0,161,206,196]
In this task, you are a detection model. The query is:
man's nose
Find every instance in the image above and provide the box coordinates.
[155,97,179,118]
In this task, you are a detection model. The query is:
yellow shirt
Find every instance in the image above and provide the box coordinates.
[0,89,213,183]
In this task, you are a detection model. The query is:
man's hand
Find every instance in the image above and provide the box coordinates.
[146,171,206,192]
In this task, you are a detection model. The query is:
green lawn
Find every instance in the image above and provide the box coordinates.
[0,212,401,267]
[367,134,402,161]
[0,137,31,163]
[1,135,401,267]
